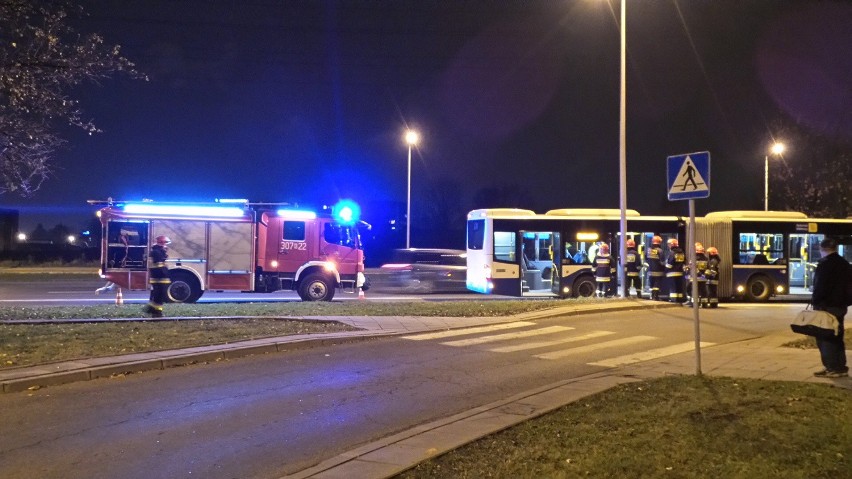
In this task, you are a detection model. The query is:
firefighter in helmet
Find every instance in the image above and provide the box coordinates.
[665,238,686,303]
[625,239,642,298]
[145,235,172,317]
[644,235,665,300]
[704,246,721,308]
[686,242,709,307]
[593,243,616,298]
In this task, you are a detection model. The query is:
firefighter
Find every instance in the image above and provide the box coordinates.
[625,239,642,298]
[704,246,721,308]
[665,238,686,303]
[644,235,665,300]
[593,243,616,298]
[145,235,172,318]
[686,243,709,307]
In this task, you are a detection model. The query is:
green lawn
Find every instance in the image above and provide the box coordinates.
[397,375,852,479]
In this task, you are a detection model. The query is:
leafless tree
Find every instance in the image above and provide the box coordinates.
[0,0,144,195]
[769,121,851,218]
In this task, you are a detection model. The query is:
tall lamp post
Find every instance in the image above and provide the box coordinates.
[764,142,785,211]
[618,0,628,297]
[405,129,420,249]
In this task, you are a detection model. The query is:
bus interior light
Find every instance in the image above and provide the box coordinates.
[576,232,599,241]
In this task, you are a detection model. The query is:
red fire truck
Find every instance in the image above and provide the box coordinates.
[90,199,367,302]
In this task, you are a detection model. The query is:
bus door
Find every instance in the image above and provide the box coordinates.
[519,231,556,297]
[788,233,823,294]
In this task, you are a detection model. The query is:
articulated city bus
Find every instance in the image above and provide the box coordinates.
[465,209,682,298]
[693,211,852,301]
[466,208,852,301]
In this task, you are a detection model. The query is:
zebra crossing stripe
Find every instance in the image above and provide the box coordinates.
[441,326,575,347]
[401,321,536,341]
[534,336,657,360]
[588,341,715,367]
[488,330,616,353]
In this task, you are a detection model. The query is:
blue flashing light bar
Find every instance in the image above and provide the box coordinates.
[332,199,361,226]
[122,203,246,218]
[277,209,317,220]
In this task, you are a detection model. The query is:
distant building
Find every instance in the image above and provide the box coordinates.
[0,209,19,253]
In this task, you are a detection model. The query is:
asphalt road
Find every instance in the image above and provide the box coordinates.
[0,303,799,478]
[0,275,478,306]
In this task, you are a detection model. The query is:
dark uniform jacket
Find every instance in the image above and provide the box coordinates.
[646,246,665,277]
[665,247,686,277]
[148,244,171,284]
[593,253,616,282]
[625,248,642,277]
[705,255,721,284]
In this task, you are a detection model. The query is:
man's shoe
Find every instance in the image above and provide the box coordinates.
[813,369,829,377]
[824,370,849,378]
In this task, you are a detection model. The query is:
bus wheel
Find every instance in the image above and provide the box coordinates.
[167,271,203,303]
[745,275,772,302]
[573,276,596,298]
[299,273,336,301]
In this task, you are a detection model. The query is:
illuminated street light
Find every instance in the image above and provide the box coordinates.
[405,129,420,249]
[16,232,26,242]
[764,142,785,211]
[67,235,76,244]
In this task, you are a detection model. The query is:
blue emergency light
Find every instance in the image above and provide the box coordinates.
[332,200,361,226]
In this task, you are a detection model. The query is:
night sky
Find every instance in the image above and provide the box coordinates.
[4,0,850,236]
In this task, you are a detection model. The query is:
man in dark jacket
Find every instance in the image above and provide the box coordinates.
[811,237,849,378]
[145,235,172,318]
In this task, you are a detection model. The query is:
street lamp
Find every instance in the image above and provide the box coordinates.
[405,129,420,249]
[617,0,628,297]
[764,142,785,211]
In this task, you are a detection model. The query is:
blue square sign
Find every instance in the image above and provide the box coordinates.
[667,151,710,201]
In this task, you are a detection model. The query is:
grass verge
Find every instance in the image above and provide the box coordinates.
[0,318,359,368]
[397,375,852,479]
[0,299,590,320]
[782,329,850,350]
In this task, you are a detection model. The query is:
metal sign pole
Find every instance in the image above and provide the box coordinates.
[689,199,701,375]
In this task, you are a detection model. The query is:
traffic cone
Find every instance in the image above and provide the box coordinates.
[358,288,366,300]
[115,288,124,306]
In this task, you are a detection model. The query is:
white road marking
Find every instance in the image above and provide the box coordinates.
[588,341,715,367]
[489,330,616,353]
[441,326,575,347]
[401,321,536,340]
[534,336,656,360]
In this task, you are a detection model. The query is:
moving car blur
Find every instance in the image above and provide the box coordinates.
[370,248,469,294]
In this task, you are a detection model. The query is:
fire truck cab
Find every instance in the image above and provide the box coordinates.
[92,200,366,302]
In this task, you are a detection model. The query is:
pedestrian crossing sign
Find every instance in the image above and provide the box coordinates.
[667,151,710,201]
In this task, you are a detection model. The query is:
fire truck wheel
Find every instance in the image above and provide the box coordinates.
[298,273,336,302]
[167,271,203,303]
